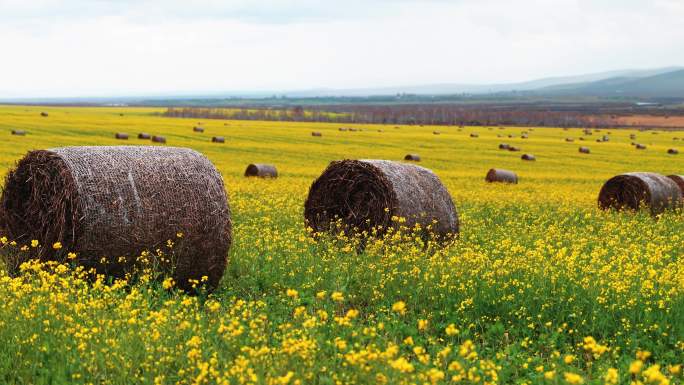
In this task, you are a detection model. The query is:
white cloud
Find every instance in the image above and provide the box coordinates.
[0,0,682,97]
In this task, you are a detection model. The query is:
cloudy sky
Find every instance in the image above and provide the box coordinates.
[1,0,683,98]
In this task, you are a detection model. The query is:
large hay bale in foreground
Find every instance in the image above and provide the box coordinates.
[598,172,682,214]
[0,146,232,291]
[304,160,459,242]
[485,168,518,184]
[245,164,277,178]
[668,175,684,195]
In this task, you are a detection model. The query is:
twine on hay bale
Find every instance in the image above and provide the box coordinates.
[404,154,421,162]
[193,126,204,133]
[485,168,518,184]
[667,175,684,196]
[152,136,166,143]
[667,148,679,155]
[499,143,510,150]
[304,159,459,242]
[11,130,26,136]
[579,146,591,154]
[115,133,129,140]
[138,133,151,140]
[0,146,232,291]
[245,164,277,178]
[598,172,682,214]
[211,136,225,143]
[311,132,322,137]
[521,154,536,161]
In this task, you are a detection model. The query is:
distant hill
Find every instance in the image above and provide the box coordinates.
[539,69,684,98]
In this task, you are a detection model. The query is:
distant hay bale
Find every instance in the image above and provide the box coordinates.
[579,146,591,154]
[40,112,48,117]
[339,127,348,132]
[498,143,510,150]
[630,134,637,139]
[115,133,129,140]
[598,172,682,214]
[304,159,459,242]
[211,136,225,143]
[404,154,421,161]
[348,128,358,132]
[596,139,603,143]
[152,136,166,144]
[602,135,610,142]
[433,131,441,135]
[508,146,521,152]
[377,129,384,133]
[470,133,479,138]
[311,132,322,137]
[245,164,277,178]
[508,134,515,138]
[667,175,684,195]
[0,146,232,291]
[138,133,151,140]
[485,168,518,184]
[11,130,26,136]
[521,154,536,161]
[565,138,575,142]
[667,148,679,155]
[521,134,529,139]
[636,144,647,150]
[583,129,592,136]
[579,137,585,141]
[193,126,205,133]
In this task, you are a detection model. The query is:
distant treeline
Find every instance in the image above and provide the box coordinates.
[161,103,683,128]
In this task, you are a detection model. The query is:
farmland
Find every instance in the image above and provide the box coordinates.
[0,105,682,384]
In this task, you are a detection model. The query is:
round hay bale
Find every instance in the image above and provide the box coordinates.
[521,154,536,161]
[348,128,358,132]
[565,138,575,142]
[470,133,479,138]
[630,134,637,139]
[311,132,322,137]
[579,146,591,154]
[404,154,421,161]
[152,136,166,144]
[598,172,682,214]
[579,137,585,141]
[521,134,529,139]
[498,143,510,150]
[193,126,204,133]
[636,144,647,150]
[304,159,459,242]
[667,175,684,195]
[377,129,384,133]
[138,133,151,140]
[339,127,348,132]
[485,168,518,184]
[596,139,603,143]
[602,135,610,142]
[508,146,521,152]
[115,133,129,140]
[11,130,26,136]
[245,164,277,178]
[0,146,231,291]
[667,148,679,155]
[212,136,225,143]
[40,112,48,117]
[433,131,441,135]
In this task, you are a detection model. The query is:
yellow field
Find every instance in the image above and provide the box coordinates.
[0,105,682,385]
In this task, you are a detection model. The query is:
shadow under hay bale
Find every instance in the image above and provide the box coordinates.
[521,154,536,161]
[668,175,684,196]
[311,132,322,137]
[0,146,232,291]
[668,148,679,155]
[598,172,682,214]
[485,168,518,184]
[193,126,204,133]
[499,143,510,150]
[11,130,26,136]
[138,133,151,140]
[304,159,459,243]
[212,136,225,143]
[152,136,166,144]
[579,146,591,154]
[115,133,129,140]
[40,112,48,117]
[245,164,277,178]
[636,144,646,150]
[404,154,421,161]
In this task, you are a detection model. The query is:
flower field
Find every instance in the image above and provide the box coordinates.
[0,105,682,384]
